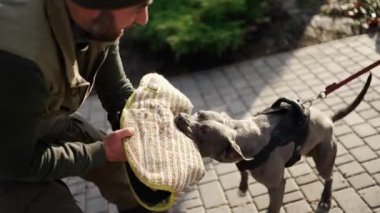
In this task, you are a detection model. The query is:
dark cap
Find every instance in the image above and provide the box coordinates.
[71,0,148,9]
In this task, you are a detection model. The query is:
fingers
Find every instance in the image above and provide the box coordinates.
[114,127,135,138]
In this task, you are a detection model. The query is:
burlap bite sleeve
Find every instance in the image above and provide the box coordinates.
[120,73,205,211]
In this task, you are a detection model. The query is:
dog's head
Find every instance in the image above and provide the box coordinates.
[174,111,250,163]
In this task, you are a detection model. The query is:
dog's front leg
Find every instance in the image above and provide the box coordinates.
[267,178,286,213]
[238,170,249,196]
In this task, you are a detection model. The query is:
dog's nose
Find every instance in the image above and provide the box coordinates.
[178,112,188,119]
[175,113,184,122]
[175,115,182,122]
[175,113,189,123]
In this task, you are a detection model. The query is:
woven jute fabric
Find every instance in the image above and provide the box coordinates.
[120,73,205,210]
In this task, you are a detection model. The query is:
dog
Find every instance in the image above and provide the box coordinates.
[174,73,372,213]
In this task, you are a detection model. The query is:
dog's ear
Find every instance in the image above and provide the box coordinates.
[224,135,254,162]
[230,139,254,161]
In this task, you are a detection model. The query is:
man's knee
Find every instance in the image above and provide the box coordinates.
[83,162,140,210]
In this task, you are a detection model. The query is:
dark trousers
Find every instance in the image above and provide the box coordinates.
[0,113,139,213]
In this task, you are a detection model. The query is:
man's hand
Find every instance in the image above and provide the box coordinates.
[103,128,134,162]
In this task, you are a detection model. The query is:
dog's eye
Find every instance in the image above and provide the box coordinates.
[197,112,206,120]
[200,125,210,134]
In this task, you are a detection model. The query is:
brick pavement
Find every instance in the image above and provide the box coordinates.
[64,34,380,213]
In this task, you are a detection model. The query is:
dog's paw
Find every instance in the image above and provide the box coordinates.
[237,189,247,197]
[316,201,330,213]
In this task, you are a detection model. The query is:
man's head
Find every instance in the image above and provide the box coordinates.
[65,0,152,42]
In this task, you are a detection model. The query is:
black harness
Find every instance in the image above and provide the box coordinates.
[236,97,310,171]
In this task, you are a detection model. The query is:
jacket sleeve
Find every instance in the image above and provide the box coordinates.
[0,51,106,181]
[94,43,135,130]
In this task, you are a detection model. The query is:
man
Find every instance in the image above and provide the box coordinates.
[0,0,156,212]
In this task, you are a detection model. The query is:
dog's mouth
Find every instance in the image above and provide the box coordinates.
[174,114,195,140]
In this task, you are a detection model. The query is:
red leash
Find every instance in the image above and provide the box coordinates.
[303,59,380,106]
[323,59,380,96]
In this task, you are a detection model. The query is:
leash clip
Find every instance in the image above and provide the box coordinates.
[301,91,326,109]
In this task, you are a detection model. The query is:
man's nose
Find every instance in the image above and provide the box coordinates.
[135,8,149,26]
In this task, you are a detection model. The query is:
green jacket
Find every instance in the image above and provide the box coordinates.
[0,0,134,181]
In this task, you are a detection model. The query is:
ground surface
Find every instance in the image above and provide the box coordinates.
[65,33,380,213]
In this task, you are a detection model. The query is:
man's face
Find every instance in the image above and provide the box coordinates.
[81,2,151,42]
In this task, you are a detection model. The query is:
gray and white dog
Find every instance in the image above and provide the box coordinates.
[174,74,372,213]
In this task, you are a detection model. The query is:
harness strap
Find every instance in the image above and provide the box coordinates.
[236,98,309,171]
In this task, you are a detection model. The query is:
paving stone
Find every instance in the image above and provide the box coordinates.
[86,197,108,213]
[356,100,373,111]
[207,205,232,213]
[332,171,350,191]
[284,178,299,193]
[65,177,85,185]
[199,181,228,208]
[73,193,86,212]
[86,185,102,199]
[219,172,242,190]
[334,188,372,213]
[199,170,218,184]
[348,172,376,190]
[342,112,365,125]
[248,182,267,197]
[336,142,348,156]
[214,163,237,175]
[350,145,378,163]
[68,182,86,195]
[334,124,352,136]
[282,190,304,204]
[364,134,380,150]
[284,199,313,213]
[368,116,380,127]
[203,159,214,171]
[108,203,118,213]
[228,99,247,115]
[335,154,355,165]
[253,194,269,211]
[225,188,252,207]
[358,186,380,208]
[181,188,200,201]
[295,172,319,185]
[351,123,377,137]
[337,161,365,178]
[187,207,205,213]
[325,96,344,107]
[338,133,365,149]
[300,181,324,202]
[358,108,378,119]
[374,173,380,184]
[284,169,291,179]
[362,158,380,174]
[329,207,344,213]
[288,163,313,177]
[231,203,258,213]
[259,208,285,213]
[178,198,203,211]
[305,157,316,168]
